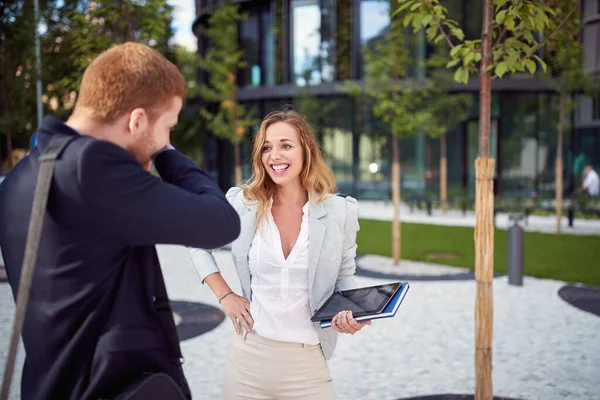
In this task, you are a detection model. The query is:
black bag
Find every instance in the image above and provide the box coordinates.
[0,136,189,400]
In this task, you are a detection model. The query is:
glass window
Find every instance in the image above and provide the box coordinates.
[292,0,320,85]
[463,0,483,39]
[240,13,260,86]
[290,0,335,86]
[500,94,539,196]
[321,97,354,194]
[239,3,275,87]
[583,22,600,73]
[360,0,391,76]
[356,100,392,200]
[261,5,275,86]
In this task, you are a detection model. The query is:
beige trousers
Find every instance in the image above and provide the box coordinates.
[222,332,336,400]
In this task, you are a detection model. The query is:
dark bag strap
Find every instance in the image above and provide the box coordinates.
[0,136,79,400]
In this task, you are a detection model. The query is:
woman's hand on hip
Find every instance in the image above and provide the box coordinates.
[220,293,254,335]
[331,310,371,335]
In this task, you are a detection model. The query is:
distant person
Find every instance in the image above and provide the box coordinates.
[578,165,599,197]
[0,43,240,399]
[189,106,370,400]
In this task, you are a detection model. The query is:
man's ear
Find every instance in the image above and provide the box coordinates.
[128,108,149,137]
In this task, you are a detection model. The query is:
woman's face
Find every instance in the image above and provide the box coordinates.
[261,121,304,187]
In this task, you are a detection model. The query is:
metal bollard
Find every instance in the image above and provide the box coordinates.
[507,214,524,286]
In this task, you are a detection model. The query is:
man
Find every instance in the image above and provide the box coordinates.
[0,43,240,399]
[579,165,599,197]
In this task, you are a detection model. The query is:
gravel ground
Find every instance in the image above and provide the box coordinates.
[1,246,598,400]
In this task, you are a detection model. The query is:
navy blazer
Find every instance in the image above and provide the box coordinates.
[0,116,240,400]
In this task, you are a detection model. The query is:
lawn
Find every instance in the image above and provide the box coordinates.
[356,219,600,286]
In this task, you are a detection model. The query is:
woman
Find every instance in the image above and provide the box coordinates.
[189,106,369,399]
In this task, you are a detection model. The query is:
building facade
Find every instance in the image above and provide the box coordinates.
[193,0,600,202]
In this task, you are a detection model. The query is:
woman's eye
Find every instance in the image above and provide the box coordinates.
[262,146,271,152]
[283,144,292,149]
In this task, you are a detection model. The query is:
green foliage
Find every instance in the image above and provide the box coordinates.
[423,49,473,138]
[1,0,177,143]
[342,17,429,140]
[196,0,256,145]
[335,0,352,81]
[396,0,579,84]
[169,46,207,161]
[0,0,38,140]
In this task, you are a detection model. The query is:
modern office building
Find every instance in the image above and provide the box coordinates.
[193,0,600,201]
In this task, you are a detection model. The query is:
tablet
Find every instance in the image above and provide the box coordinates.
[311,282,403,321]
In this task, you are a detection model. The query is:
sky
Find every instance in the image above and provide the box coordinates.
[168,0,197,51]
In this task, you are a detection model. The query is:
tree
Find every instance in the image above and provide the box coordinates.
[343,16,442,265]
[196,0,256,186]
[543,0,595,232]
[0,0,39,168]
[0,0,178,168]
[169,45,207,165]
[425,51,472,211]
[398,0,579,398]
[42,0,176,121]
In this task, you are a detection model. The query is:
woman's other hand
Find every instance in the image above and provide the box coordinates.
[331,310,371,334]
[220,293,254,335]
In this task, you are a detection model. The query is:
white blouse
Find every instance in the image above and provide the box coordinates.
[247,200,320,345]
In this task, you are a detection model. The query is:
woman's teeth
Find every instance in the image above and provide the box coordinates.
[272,164,289,174]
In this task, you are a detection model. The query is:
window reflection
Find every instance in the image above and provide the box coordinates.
[291,0,335,86]
[239,3,275,87]
[360,0,390,75]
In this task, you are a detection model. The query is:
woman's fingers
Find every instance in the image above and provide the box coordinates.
[337,310,369,334]
[229,316,241,335]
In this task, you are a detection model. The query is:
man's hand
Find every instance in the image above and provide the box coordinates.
[220,293,254,335]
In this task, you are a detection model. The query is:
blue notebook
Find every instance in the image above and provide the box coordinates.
[318,282,410,329]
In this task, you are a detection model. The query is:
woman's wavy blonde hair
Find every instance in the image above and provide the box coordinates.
[241,106,336,223]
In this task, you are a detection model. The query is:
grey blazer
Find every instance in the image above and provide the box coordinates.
[189,186,360,359]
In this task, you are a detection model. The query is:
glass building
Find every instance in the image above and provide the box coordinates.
[193,0,600,201]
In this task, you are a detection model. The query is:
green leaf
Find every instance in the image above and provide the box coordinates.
[450,44,463,58]
[446,58,461,68]
[454,66,469,84]
[495,10,507,25]
[450,28,465,41]
[533,55,547,73]
[495,61,508,78]
[524,59,536,74]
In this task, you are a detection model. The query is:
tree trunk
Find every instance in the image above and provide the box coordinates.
[475,1,494,399]
[392,134,401,265]
[234,142,242,185]
[440,134,448,212]
[556,94,565,233]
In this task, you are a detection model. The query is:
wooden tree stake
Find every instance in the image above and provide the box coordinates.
[474,156,495,400]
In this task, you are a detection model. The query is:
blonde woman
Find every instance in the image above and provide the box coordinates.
[189,106,369,399]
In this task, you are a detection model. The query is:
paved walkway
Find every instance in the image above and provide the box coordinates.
[358,201,600,236]
[2,246,598,399]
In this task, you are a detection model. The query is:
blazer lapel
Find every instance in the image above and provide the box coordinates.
[233,202,257,298]
[308,199,326,307]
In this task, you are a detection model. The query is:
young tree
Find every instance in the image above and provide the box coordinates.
[344,17,442,265]
[398,0,579,397]
[197,0,256,185]
[543,0,594,232]
[425,52,472,211]
[0,0,38,168]
[43,0,176,121]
